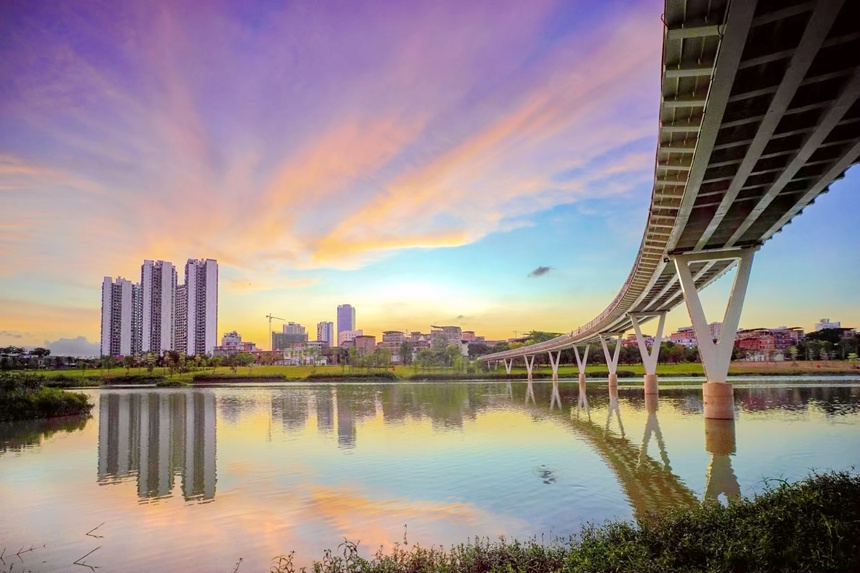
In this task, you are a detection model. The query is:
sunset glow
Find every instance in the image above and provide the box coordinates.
[1,0,857,353]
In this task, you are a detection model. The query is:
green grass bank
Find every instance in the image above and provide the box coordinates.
[268,471,858,573]
[0,372,93,422]
[21,359,860,388]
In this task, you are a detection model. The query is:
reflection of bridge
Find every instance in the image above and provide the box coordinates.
[98,392,216,502]
[524,380,739,516]
[481,0,860,419]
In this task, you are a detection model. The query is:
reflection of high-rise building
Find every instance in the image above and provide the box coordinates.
[271,390,310,433]
[337,304,355,335]
[97,391,216,501]
[335,387,356,448]
[316,388,334,433]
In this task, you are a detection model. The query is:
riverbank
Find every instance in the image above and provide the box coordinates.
[20,359,860,387]
[0,372,93,422]
[270,471,858,573]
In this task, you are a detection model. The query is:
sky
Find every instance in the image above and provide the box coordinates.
[1,0,858,355]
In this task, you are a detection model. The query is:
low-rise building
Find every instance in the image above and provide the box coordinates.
[338,329,363,346]
[353,335,376,357]
[212,331,257,356]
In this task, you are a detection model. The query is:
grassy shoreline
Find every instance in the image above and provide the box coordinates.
[269,471,858,573]
[0,372,93,422]
[18,359,860,388]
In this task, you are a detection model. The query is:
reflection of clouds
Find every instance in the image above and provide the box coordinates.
[301,485,519,550]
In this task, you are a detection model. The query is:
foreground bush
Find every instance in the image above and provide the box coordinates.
[1,371,93,421]
[271,471,858,573]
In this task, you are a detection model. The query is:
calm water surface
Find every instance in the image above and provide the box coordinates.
[1,380,859,572]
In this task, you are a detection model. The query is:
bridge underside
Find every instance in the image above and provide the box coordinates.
[481,0,860,361]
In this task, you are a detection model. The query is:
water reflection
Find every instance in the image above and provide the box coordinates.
[92,383,859,512]
[1,415,88,454]
[97,392,216,502]
[565,384,697,519]
[605,385,625,438]
[703,418,740,502]
[639,394,671,472]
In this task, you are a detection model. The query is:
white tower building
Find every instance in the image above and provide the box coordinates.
[317,321,334,347]
[141,260,177,355]
[100,276,138,356]
[183,258,218,356]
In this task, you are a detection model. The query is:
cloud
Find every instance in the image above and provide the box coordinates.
[0,330,26,339]
[44,336,99,357]
[528,266,552,278]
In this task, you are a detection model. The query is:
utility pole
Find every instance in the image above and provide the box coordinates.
[265,314,285,351]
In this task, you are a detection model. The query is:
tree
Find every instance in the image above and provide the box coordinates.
[399,340,414,365]
[143,352,157,374]
[347,346,358,372]
[805,328,844,345]
[467,342,491,360]
[788,345,799,365]
[123,355,136,374]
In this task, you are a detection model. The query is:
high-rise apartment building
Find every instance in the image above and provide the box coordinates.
[174,284,188,353]
[181,258,218,356]
[102,258,217,357]
[317,321,334,347]
[141,260,176,355]
[100,276,139,356]
[337,304,355,335]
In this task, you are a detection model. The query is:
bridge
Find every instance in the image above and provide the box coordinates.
[480,0,860,419]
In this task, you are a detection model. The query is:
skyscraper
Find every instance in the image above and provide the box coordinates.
[174,283,188,352]
[100,276,139,356]
[181,258,218,356]
[337,304,355,335]
[141,260,176,355]
[317,321,334,347]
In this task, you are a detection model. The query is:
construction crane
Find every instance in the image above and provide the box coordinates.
[265,314,285,350]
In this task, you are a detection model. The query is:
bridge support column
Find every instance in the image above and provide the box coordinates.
[503,358,513,375]
[599,332,624,388]
[573,344,589,388]
[573,345,590,418]
[630,312,666,395]
[673,248,756,420]
[524,355,535,382]
[548,351,561,383]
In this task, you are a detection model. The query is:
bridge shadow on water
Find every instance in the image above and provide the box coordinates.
[516,380,739,520]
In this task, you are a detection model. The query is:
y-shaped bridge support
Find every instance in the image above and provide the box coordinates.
[573,344,589,394]
[599,332,624,388]
[503,358,513,375]
[548,350,562,410]
[523,354,536,382]
[629,312,666,395]
[548,351,561,383]
[673,247,756,419]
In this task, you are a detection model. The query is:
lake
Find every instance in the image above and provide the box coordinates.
[1,379,859,572]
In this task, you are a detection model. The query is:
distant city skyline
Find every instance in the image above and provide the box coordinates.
[1,0,858,355]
